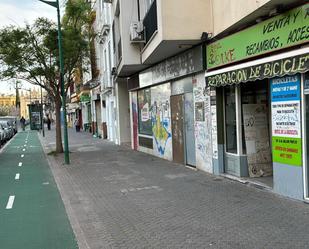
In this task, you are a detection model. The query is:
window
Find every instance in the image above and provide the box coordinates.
[225,85,237,153]
[137,89,152,135]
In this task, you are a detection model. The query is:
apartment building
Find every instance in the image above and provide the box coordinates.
[92,0,309,201]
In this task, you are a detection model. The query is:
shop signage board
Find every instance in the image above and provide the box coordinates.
[207,3,309,69]
[206,53,309,87]
[139,46,203,88]
[80,94,91,102]
[271,75,302,166]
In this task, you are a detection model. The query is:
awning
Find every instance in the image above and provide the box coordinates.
[205,47,309,87]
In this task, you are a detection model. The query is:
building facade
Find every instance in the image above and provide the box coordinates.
[90,0,308,201]
[205,2,309,200]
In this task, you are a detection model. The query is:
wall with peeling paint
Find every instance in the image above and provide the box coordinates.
[193,73,213,173]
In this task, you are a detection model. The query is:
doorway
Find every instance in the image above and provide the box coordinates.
[171,93,196,166]
[223,80,273,186]
[241,80,273,186]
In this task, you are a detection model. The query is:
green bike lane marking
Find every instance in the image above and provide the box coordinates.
[0,131,78,249]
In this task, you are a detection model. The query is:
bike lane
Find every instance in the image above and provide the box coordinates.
[0,131,78,249]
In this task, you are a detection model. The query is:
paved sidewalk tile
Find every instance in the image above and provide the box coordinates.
[41,127,309,249]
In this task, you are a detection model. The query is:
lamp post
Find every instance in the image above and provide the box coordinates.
[41,86,45,137]
[39,0,70,164]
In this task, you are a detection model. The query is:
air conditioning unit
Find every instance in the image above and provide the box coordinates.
[130,22,145,43]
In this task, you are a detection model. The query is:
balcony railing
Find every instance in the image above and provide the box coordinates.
[143,0,157,44]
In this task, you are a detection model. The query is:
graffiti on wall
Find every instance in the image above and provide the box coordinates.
[151,84,173,160]
[193,74,213,173]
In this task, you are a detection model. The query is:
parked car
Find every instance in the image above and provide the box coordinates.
[0,121,14,140]
[0,124,5,146]
[0,116,17,134]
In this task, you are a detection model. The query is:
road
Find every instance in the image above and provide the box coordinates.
[0,131,77,249]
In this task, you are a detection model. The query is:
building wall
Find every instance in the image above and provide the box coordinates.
[192,73,213,173]
[162,0,213,40]
[115,80,131,145]
[212,0,270,36]
[117,0,141,67]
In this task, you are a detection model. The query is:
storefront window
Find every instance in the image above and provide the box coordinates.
[137,89,152,135]
[225,85,237,153]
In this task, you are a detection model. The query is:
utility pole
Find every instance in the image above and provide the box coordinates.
[38,0,70,164]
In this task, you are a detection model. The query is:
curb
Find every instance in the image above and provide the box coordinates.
[38,133,90,249]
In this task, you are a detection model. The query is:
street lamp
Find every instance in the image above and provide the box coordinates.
[38,0,70,164]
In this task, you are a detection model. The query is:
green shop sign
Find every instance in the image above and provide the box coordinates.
[207,53,309,87]
[272,137,302,166]
[80,93,90,102]
[207,3,309,69]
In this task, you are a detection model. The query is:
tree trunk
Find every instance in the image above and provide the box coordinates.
[55,96,63,153]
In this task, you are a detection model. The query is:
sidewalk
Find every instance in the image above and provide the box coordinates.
[41,127,309,249]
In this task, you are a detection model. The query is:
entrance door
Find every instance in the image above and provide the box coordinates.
[171,95,184,164]
[184,93,196,166]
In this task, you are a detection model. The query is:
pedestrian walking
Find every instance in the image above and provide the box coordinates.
[74,118,80,132]
[20,116,26,131]
[46,115,51,130]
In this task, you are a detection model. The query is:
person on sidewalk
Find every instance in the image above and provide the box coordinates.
[20,116,26,131]
[74,118,80,132]
[46,115,51,130]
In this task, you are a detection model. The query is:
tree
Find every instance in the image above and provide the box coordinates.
[0,0,93,153]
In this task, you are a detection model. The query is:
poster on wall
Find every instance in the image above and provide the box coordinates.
[137,89,152,135]
[271,75,302,166]
[243,104,272,177]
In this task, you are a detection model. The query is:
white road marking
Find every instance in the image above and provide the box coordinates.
[6,196,15,209]
[24,145,27,147]
[22,148,25,151]
[15,173,20,180]
[21,154,24,158]
[18,162,22,167]
[26,131,29,140]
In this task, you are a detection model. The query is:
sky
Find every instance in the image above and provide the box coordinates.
[0,0,64,94]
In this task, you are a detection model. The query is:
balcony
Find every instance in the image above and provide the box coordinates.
[141,0,213,65]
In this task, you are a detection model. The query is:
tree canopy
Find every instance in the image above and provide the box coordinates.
[0,0,94,152]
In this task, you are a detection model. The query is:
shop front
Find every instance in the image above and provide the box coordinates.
[206,3,308,200]
[131,45,205,166]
